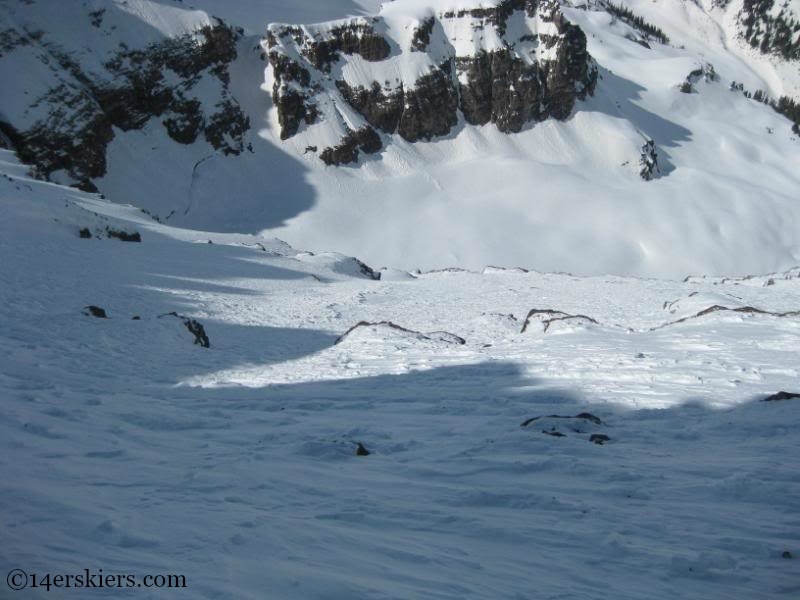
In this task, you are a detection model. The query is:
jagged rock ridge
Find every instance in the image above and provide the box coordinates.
[0,12,250,190]
[266,0,598,165]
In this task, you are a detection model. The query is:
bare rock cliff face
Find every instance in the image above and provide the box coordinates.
[0,0,599,184]
[0,12,250,191]
[267,0,597,164]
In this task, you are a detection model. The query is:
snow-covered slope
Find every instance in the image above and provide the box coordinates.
[2,147,800,599]
[0,0,798,277]
[263,0,800,276]
[3,3,800,597]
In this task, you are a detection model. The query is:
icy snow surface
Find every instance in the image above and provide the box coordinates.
[1,148,799,599]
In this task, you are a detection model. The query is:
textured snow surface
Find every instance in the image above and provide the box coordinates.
[116,0,384,34]
[2,150,799,599]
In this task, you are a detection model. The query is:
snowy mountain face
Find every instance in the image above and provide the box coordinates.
[0,1,249,190]
[739,0,800,61]
[2,3,800,599]
[0,0,799,275]
[266,0,597,164]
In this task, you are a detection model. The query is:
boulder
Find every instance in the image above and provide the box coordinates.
[159,312,210,348]
[83,305,108,318]
[763,391,800,402]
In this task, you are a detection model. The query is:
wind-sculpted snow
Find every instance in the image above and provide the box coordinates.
[2,150,800,598]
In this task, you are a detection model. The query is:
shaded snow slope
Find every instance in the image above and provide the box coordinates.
[2,148,800,599]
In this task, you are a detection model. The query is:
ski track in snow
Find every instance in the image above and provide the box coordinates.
[2,150,799,599]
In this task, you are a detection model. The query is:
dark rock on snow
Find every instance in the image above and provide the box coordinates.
[355,258,382,281]
[521,412,603,427]
[411,17,436,52]
[356,442,371,456]
[83,306,108,318]
[159,312,211,348]
[639,139,660,181]
[336,320,465,345]
[653,305,800,330]
[320,126,382,166]
[763,391,800,402]
[520,309,600,333]
[105,227,141,242]
[523,413,609,443]
[542,429,567,437]
[589,434,611,445]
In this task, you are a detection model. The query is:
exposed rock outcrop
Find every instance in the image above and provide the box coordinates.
[268,50,316,140]
[521,412,610,442]
[411,17,436,52]
[320,126,382,166]
[521,412,603,427]
[398,67,460,142]
[334,64,461,142]
[639,139,660,181]
[355,442,371,456]
[520,309,600,333]
[299,22,391,72]
[266,0,597,159]
[443,0,541,35]
[763,391,800,402]
[105,227,142,243]
[335,321,466,345]
[335,81,404,135]
[83,306,108,319]
[159,312,211,348]
[652,305,800,330]
[354,258,382,280]
[1,19,250,186]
